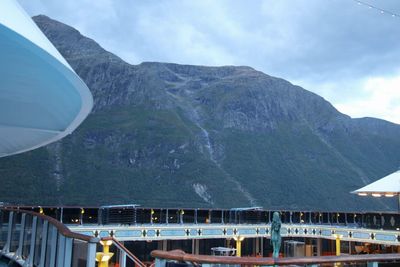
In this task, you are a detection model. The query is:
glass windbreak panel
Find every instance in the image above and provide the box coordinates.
[197,210,209,224]
[166,210,179,224]
[72,239,87,267]
[34,218,44,266]
[126,256,135,267]
[22,214,33,259]
[43,208,58,219]
[10,212,22,252]
[152,209,162,224]
[0,210,10,248]
[210,210,222,224]
[82,208,98,224]
[182,210,195,224]
[63,208,82,225]
[281,212,290,224]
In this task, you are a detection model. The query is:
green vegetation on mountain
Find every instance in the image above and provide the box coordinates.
[0,15,399,211]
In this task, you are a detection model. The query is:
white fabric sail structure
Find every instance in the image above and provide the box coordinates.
[0,0,93,157]
[351,170,400,197]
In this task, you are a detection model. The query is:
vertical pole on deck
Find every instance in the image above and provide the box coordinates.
[60,207,64,224]
[255,237,259,256]
[179,210,183,224]
[195,239,199,255]
[316,238,322,256]
[333,234,342,256]
[236,239,242,257]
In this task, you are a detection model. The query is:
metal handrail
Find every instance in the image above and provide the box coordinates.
[151,250,400,266]
[102,237,147,267]
[2,207,97,242]
[0,207,99,267]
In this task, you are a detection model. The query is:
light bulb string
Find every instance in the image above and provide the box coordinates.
[353,0,400,19]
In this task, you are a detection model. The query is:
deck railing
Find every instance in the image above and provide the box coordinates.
[101,237,147,267]
[151,249,400,266]
[0,208,99,267]
[8,206,400,232]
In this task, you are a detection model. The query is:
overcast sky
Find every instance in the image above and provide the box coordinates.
[18,0,400,124]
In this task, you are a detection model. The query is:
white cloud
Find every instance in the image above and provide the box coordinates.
[335,73,400,124]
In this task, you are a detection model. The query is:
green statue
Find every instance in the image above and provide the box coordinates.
[271,212,281,258]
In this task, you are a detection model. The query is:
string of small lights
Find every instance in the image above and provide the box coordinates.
[353,0,400,19]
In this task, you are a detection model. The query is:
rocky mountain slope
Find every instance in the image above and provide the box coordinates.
[1,15,399,210]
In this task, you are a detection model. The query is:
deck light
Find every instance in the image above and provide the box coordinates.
[97,240,114,267]
[357,192,368,196]
[100,240,113,246]
[372,193,382,197]
[385,193,395,197]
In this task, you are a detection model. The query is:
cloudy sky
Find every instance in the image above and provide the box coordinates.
[18,0,400,123]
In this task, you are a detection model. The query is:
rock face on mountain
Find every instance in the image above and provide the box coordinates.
[1,15,399,210]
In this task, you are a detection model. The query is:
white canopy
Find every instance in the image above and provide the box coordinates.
[0,0,93,157]
[352,170,400,197]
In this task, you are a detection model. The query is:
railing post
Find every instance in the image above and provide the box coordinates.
[165,209,169,224]
[60,208,64,224]
[86,241,97,267]
[49,226,58,267]
[27,216,38,266]
[56,233,66,267]
[119,250,126,267]
[194,209,198,224]
[179,210,183,224]
[16,213,26,257]
[39,220,49,267]
[221,210,224,224]
[63,237,73,267]
[4,211,14,253]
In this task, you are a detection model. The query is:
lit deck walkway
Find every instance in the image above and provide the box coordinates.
[68,222,400,245]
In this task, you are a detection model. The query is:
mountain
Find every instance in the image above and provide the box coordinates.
[1,15,399,211]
